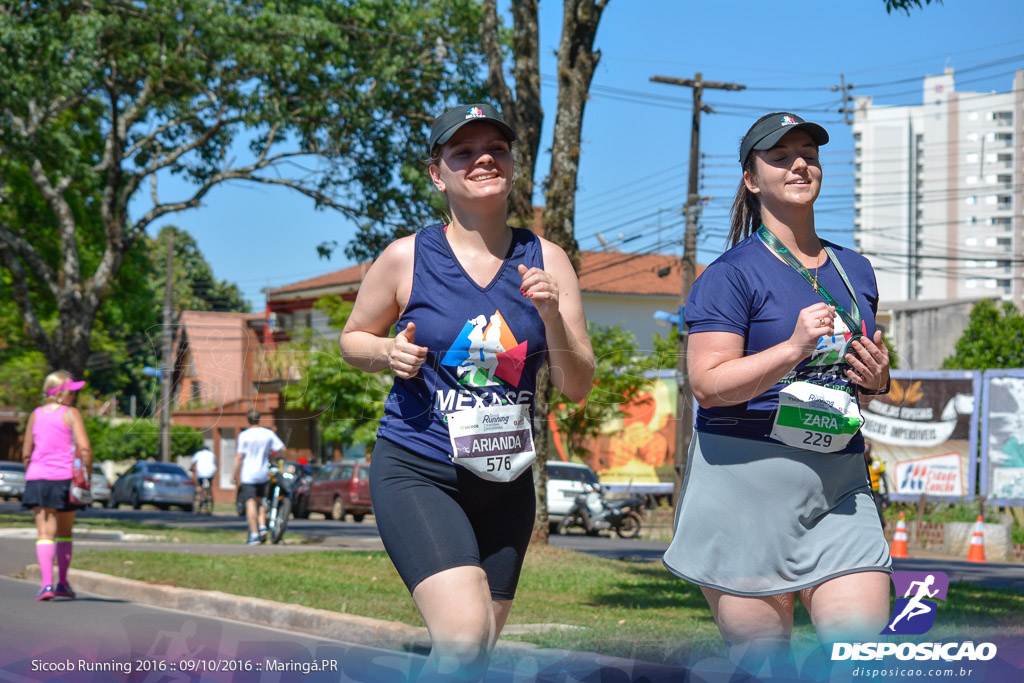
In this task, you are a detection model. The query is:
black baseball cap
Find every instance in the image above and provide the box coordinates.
[428,103,515,151]
[739,113,829,165]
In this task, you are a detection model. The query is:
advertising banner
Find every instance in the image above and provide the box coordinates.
[860,370,979,502]
[550,372,677,495]
[979,369,1024,505]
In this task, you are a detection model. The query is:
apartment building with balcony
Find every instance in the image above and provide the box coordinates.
[853,68,1024,308]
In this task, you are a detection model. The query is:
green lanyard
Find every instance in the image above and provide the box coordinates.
[756,224,862,334]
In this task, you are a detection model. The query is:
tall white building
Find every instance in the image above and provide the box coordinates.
[853,68,1024,307]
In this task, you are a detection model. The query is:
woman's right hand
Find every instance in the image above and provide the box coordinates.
[389,322,428,379]
[788,303,835,357]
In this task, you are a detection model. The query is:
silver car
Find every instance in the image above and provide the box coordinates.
[110,461,194,511]
[90,464,112,507]
[0,461,26,500]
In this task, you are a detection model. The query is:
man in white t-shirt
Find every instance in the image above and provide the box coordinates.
[231,409,285,545]
[190,447,217,489]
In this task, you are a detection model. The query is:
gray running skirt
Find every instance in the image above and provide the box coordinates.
[663,431,891,596]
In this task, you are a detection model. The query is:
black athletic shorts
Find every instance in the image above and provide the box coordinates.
[239,482,268,502]
[370,438,535,600]
[22,479,84,512]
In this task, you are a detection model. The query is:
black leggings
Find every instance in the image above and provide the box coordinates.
[370,438,535,600]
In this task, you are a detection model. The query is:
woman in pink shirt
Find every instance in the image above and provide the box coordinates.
[21,371,92,601]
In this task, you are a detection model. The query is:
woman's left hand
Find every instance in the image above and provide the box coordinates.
[845,329,890,392]
[518,264,560,323]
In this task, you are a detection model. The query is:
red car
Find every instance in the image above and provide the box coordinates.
[297,461,372,522]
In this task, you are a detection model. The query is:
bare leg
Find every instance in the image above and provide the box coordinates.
[33,507,57,541]
[412,566,497,681]
[490,599,514,649]
[245,497,259,535]
[55,510,76,539]
[799,571,890,645]
[702,586,795,677]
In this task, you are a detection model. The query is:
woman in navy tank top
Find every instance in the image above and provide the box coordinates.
[341,103,594,679]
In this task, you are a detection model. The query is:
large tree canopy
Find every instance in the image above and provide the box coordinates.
[0,0,488,377]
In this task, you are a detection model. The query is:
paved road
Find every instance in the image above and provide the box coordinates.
[0,574,699,682]
[0,574,433,683]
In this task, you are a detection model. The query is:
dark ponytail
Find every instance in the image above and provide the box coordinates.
[727,165,761,248]
[728,112,793,247]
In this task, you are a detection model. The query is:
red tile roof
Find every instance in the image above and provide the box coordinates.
[268,250,701,298]
[269,262,372,295]
[578,251,706,297]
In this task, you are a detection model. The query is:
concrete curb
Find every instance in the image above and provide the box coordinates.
[22,564,593,670]
[0,527,126,541]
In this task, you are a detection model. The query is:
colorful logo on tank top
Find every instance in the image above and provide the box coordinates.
[440,310,528,388]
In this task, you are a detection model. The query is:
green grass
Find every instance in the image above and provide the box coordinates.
[69,543,1024,665]
[0,512,248,545]
[883,502,1007,525]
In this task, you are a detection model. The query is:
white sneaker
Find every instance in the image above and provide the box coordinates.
[245,534,261,546]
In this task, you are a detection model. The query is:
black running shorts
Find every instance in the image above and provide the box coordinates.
[370,438,535,600]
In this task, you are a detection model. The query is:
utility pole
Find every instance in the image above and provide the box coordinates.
[160,231,175,462]
[833,73,854,125]
[650,72,745,504]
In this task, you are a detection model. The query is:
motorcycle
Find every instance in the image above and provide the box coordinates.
[556,482,645,539]
[263,459,300,544]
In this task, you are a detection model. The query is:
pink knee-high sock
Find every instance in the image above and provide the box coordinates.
[56,538,73,584]
[36,540,55,587]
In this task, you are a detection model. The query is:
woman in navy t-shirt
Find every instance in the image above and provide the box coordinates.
[663,113,892,672]
[341,104,594,680]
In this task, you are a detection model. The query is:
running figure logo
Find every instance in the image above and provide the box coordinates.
[881,571,949,635]
[440,310,529,388]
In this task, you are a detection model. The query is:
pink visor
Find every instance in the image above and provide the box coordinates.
[46,378,86,396]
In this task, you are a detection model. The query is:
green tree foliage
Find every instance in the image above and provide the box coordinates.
[650,327,681,371]
[151,227,249,314]
[884,0,941,14]
[278,296,390,450]
[941,299,1024,370]
[87,418,204,462]
[0,0,489,376]
[551,323,654,463]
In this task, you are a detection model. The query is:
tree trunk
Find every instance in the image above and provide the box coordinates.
[541,0,607,273]
[482,0,542,232]
[530,364,552,543]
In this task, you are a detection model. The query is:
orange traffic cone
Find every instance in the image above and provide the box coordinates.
[890,511,909,558]
[966,515,986,563]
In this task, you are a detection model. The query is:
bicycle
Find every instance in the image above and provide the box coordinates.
[194,477,214,515]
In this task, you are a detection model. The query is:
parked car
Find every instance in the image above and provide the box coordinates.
[90,464,111,507]
[296,461,372,522]
[0,461,26,501]
[110,461,194,511]
[545,460,602,528]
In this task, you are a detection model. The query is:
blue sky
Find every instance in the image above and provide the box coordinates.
[143,0,1024,311]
